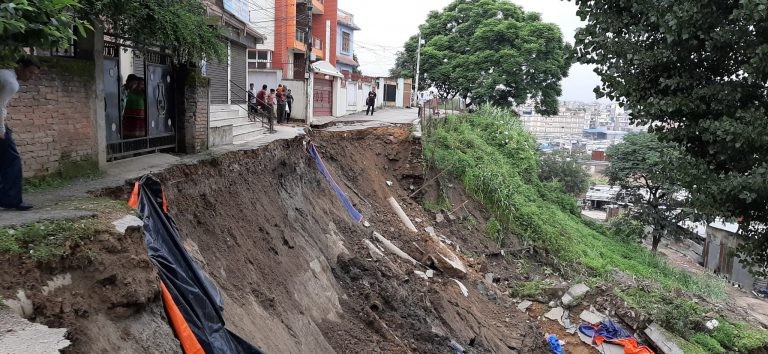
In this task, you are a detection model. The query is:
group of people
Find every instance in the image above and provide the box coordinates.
[248,83,293,125]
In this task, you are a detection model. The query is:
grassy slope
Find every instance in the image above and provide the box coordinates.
[423,108,768,351]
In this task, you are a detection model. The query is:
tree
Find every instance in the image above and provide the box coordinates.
[605,133,690,252]
[391,0,572,114]
[81,0,225,64]
[538,150,590,197]
[573,0,768,270]
[0,0,89,65]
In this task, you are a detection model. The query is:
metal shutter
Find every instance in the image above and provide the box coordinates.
[208,56,228,105]
[230,43,247,104]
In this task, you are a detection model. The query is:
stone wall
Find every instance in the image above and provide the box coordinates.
[183,85,209,153]
[6,57,97,176]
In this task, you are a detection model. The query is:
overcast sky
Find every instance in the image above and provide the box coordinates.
[338,0,602,102]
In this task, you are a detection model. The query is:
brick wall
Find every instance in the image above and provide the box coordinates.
[6,57,97,177]
[183,85,209,153]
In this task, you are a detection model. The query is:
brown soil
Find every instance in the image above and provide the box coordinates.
[2,126,565,353]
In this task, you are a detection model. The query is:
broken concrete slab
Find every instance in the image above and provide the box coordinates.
[436,213,445,223]
[0,307,70,353]
[112,215,143,233]
[425,269,435,278]
[562,283,590,306]
[517,300,533,312]
[644,323,685,354]
[544,307,565,322]
[484,273,495,284]
[363,221,371,228]
[414,271,429,280]
[425,226,436,237]
[452,279,469,297]
[579,309,605,325]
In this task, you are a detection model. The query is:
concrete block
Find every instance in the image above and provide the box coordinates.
[209,124,233,147]
[562,283,590,306]
[644,323,685,354]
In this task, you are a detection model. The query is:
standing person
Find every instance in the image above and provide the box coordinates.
[286,88,294,120]
[247,83,257,121]
[256,84,268,115]
[365,89,377,116]
[122,77,146,138]
[0,57,40,211]
[267,88,276,122]
[120,74,139,119]
[276,84,287,124]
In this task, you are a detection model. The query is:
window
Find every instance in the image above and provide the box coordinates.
[248,50,272,69]
[342,32,351,53]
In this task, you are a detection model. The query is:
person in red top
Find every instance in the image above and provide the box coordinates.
[255,84,267,114]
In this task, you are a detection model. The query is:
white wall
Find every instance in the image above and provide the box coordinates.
[396,78,404,108]
[333,77,346,117]
[248,70,282,92]
[282,79,306,120]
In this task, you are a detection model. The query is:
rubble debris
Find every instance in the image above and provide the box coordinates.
[517,300,533,312]
[561,283,590,307]
[449,339,466,353]
[387,197,418,233]
[644,323,685,354]
[373,232,419,265]
[425,270,435,278]
[3,290,33,318]
[425,226,437,237]
[386,181,393,186]
[579,309,606,325]
[363,221,371,228]
[452,279,469,297]
[415,218,422,223]
[112,215,143,233]
[436,213,445,223]
[544,307,565,323]
[41,273,72,296]
[363,239,385,259]
[414,271,429,280]
[484,273,495,284]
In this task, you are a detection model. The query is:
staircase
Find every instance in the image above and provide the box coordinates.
[209,105,266,146]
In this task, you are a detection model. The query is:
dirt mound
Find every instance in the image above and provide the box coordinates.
[2,127,548,353]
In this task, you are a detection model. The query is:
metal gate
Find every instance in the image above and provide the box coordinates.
[104,42,176,161]
[313,78,333,117]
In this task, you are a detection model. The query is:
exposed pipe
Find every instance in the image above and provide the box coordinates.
[387,197,418,233]
[373,232,420,266]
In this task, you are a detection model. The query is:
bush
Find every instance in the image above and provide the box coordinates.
[689,334,725,354]
[607,215,645,243]
[0,219,105,261]
[711,321,768,351]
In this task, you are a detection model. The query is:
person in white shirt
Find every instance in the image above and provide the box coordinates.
[1,57,40,211]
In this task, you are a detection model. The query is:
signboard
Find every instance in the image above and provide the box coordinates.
[223,0,250,24]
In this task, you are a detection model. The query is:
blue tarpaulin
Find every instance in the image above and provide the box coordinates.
[307,142,364,223]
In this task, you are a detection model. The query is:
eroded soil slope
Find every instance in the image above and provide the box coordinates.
[3,127,548,353]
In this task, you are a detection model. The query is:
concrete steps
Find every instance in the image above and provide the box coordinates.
[209,104,265,145]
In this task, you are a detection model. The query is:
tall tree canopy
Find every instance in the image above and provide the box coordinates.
[0,0,89,65]
[81,0,225,64]
[391,0,572,114]
[605,133,691,251]
[574,0,768,271]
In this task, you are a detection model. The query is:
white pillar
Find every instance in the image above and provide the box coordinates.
[325,20,331,61]
[226,41,231,104]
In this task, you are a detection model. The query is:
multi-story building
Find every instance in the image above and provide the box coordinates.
[336,9,360,74]
[519,111,589,138]
[271,0,338,80]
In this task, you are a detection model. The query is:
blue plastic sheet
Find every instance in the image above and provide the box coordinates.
[307,142,364,222]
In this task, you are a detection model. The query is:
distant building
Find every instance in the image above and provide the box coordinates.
[703,221,765,291]
[520,112,588,138]
[336,9,360,74]
[585,185,621,209]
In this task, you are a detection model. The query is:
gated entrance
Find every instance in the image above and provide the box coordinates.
[313,77,333,117]
[103,42,176,161]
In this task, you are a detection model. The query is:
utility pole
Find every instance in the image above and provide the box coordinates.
[305,3,313,126]
[413,33,422,108]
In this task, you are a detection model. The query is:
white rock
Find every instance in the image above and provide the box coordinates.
[112,215,143,234]
[425,226,437,237]
[436,213,445,223]
[452,279,469,297]
[579,309,605,325]
[386,181,393,186]
[425,270,435,278]
[517,300,533,312]
[562,283,590,306]
[363,221,371,228]
[415,218,423,223]
[544,307,565,322]
[484,273,495,284]
[414,271,429,280]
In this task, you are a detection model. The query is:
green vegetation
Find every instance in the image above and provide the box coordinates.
[0,0,89,65]
[573,0,768,273]
[23,158,102,192]
[509,280,546,299]
[422,195,450,213]
[391,0,571,114]
[485,217,506,247]
[421,107,768,346]
[0,219,106,261]
[538,150,590,197]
